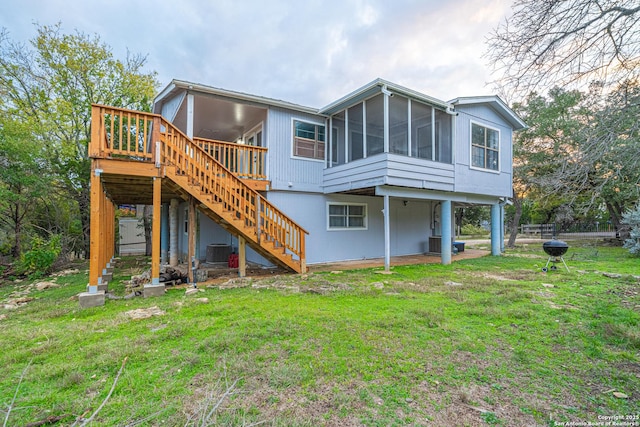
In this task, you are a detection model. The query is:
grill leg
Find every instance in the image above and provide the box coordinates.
[560,256,569,272]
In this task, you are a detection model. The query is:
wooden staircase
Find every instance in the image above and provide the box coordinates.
[90,105,307,273]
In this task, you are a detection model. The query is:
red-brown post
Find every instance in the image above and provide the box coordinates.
[88,167,103,291]
[151,177,162,283]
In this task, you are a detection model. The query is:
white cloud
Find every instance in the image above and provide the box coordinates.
[0,0,513,106]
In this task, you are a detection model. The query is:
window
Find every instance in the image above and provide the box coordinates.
[366,94,384,156]
[471,123,499,171]
[348,103,364,161]
[327,203,367,230]
[389,95,408,155]
[293,120,325,160]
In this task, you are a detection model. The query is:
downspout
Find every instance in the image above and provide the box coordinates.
[445,105,457,115]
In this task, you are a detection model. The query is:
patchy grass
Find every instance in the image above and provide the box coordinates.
[0,242,638,426]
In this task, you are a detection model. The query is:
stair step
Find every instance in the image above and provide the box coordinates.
[164,151,304,273]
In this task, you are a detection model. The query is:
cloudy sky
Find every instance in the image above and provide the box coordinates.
[0,0,513,107]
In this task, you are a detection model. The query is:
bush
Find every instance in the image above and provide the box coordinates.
[17,235,62,278]
[622,204,640,257]
[461,224,489,236]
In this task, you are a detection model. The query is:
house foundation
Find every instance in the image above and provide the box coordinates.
[78,290,106,308]
[143,283,166,297]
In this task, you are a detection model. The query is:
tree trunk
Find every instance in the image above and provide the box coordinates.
[606,201,629,240]
[507,191,522,248]
[11,203,22,258]
[79,186,91,259]
[455,208,464,237]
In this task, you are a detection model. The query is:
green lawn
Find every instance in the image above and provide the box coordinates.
[0,241,638,426]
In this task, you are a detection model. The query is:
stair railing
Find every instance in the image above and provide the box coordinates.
[90,104,307,269]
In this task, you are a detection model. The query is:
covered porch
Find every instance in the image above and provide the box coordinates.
[367,185,505,270]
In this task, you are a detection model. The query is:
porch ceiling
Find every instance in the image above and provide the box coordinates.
[100,173,187,206]
[173,93,268,142]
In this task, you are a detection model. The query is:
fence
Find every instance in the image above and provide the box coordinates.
[521,222,617,240]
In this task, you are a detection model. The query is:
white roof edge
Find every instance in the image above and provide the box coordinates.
[155,79,320,115]
[319,78,452,114]
[449,95,527,130]
[153,83,176,112]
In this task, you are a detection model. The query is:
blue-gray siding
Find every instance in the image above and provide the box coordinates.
[453,104,513,198]
[323,154,455,193]
[266,107,325,192]
[266,191,433,264]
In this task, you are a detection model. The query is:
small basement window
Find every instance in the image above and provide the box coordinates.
[327,203,367,230]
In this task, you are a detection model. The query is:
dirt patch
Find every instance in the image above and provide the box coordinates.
[205,274,354,295]
[123,306,165,320]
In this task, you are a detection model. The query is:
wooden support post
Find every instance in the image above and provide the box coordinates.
[90,105,103,158]
[255,194,262,243]
[238,236,246,277]
[88,167,103,293]
[151,177,162,284]
[152,116,162,168]
[299,232,306,273]
[107,201,114,263]
[187,196,196,284]
[99,188,106,273]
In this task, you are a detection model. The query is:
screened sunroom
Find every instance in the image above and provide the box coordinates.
[320,79,457,194]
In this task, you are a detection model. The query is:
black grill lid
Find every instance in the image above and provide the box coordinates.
[543,239,569,256]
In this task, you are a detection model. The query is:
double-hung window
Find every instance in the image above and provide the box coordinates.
[327,203,367,230]
[293,120,325,160]
[471,122,499,171]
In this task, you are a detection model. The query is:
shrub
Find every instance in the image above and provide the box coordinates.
[461,224,489,236]
[622,204,640,256]
[17,235,62,278]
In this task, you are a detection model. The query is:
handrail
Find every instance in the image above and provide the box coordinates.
[193,137,268,180]
[90,104,307,268]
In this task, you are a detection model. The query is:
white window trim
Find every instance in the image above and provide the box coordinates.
[326,202,368,231]
[243,121,264,147]
[291,117,326,163]
[469,120,501,174]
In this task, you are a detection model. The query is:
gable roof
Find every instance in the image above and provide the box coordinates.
[154,78,526,131]
[449,96,527,130]
[319,78,452,115]
[154,79,318,115]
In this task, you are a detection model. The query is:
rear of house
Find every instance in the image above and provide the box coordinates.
[152,78,526,267]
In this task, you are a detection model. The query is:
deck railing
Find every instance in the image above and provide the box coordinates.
[90,104,306,269]
[194,137,267,180]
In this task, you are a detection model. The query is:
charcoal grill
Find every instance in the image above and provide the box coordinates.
[542,239,569,272]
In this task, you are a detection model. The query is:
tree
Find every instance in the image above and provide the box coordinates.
[0,24,159,258]
[0,117,50,258]
[622,203,640,256]
[509,82,640,241]
[486,0,640,100]
[507,88,585,246]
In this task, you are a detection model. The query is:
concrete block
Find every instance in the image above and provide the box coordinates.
[143,284,166,298]
[102,272,113,282]
[78,291,106,308]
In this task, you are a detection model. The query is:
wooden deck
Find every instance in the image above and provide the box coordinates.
[87,105,308,294]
